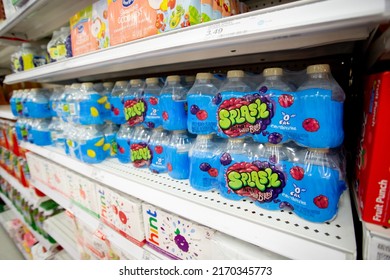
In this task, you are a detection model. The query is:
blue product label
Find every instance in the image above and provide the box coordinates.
[187,94,217,135]
[49,100,58,117]
[100,96,111,122]
[15,124,22,141]
[116,137,131,163]
[189,151,220,191]
[130,142,151,168]
[104,134,117,157]
[61,101,70,121]
[124,97,146,127]
[79,136,106,164]
[166,146,190,179]
[110,96,126,124]
[253,89,297,144]
[31,130,52,146]
[10,98,18,116]
[25,102,51,118]
[295,89,344,148]
[77,93,104,125]
[160,94,187,131]
[65,139,80,159]
[143,93,161,128]
[216,91,273,139]
[148,143,167,174]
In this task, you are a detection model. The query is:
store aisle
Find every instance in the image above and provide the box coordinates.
[0,225,24,260]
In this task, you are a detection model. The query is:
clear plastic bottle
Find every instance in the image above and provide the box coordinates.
[78,125,106,164]
[33,45,47,67]
[10,90,22,117]
[64,123,80,157]
[25,88,52,118]
[123,79,145,126]
[110,81,128,125]
[99,82,114,122]
[20,89,30,117]
[49,87,64,117]
[166,130,193,179]
[59,85,72,122]
[130,126,152,168]
[189,134,222,191]
[10,47,22,73]
[47,30,60,62]
[102,121,119,158]
[148,127,170,174]
[160,75,188,131]
[143,77,162,129]
[30,119,52,146]
[66,83,82,123]
[297,64,345,148]
[217,70,252,138]
[15,117,28,141]
[48,117,66,149]
[187,72,220,135]
[115,123,135,164]
[75,82,104,125]
[56,27,72,61]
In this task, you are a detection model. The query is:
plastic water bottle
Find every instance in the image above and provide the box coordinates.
[189,134,223,191]
[75,82,104,125]
[20,89,30,117]
[64,123,81,157]
[130,126,152,168]
[56,27,72,60]
[110,81,128,125]
[33,45,47,67]
[66,83,82,123]
[143,77,162,129]
[160,75,188,131]
[123,79,145,126]
[116,123,135,164]
[216,70,252,138]
[48,117,66,149]
[59,85,72,122]
[30,119,52,146]
[297,64,345,148]
[47,30,60,62]
[99,82,114,122]
[187,73,220,135]
[10,90,22,117]
[78,125,106,164]
[15,118,28,141]
[148,127,170,174]
[49,87,64,117]
[103,121,119,158]
[25,89,52,118]
[166,130,193,179]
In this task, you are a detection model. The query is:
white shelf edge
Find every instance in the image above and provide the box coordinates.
[4,0,390,84]
[0,106,17,120]
[0,191,56,249]
[22,143,357,260]
[31,179,149,260]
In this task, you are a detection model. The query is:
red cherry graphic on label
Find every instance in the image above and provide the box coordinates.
[118,211,128,224]
[196,110,208,120]
[162,111,168,121]
[167,163,172,172]
[149,97,158,105]
[289,166,304,181]
[112,205,118,215]
[119,146,125,154]
[208,168,218,177]
[278,94,294,108]
[113,108,120,116]
[302,118,320,132]
[155,145,163,154]
[313,195,329,209]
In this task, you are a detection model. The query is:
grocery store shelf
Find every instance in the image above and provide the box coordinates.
[4,0,390,84]
[31,179,149,260]
[367,25,390,68]
[0,105,16,120]
[0,191,56,249]
[22,143,357,260]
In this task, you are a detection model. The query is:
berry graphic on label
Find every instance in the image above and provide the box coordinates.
[196,110,208,120]
[278,94,294,108]
[313,195,329,209]
[112,205,118,215]
[118,211,128,224]
[174,229,189,252]
[167,163,172,172]
[113,108,120,116]
[208,168,218,177]
[119,146,125,154]
[149,97,158,105]
[212,93,222,105]
[302,118,320,132]
[268,132,283,144]
[220,152,232,166]
[146,122,155,128]
[290,166,304,180]
[162,111,168,120]
[155,145,163,154]
[259,86,268,94]
[279,201,294,211]
[199,162,211,172]
[190,105,200,115]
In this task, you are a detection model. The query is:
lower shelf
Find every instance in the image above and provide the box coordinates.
[0,210,28,260]
[22,142,357,259]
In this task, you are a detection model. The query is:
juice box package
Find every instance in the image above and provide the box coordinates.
[70,5,96,56]
[97,184,145,246]
[200,0,212,23]
[71,175,100,218]
[355,71,390,227]
[142,203,216,259]
[212,0,222,20]
[92,0,110,50]
[156,0,201,33]
[107,0,158,46]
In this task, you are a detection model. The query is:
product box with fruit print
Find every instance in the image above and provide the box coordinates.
[92,0,110,50]
[107,0,158,46]
[71,174,100,219]
[97,184,145,246]
[142,203,216,259]
[156,0,201,33]
[355,71,390,227]
[70,5,96,56]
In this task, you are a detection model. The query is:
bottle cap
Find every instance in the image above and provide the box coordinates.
[196,73,213,80]
[229,137,245,142]
[167,75,181,82]
[227,70,244,78]
[197,134,213,140]
[81,82,93,89]
[103,82,114,88]
[60,26,70,32]
[265,143,282,147]
[130,79,143,86]
[263,68,283,77]
[115,81,128,87]
[307,64,330,74]
[308,148,329,153]
[173,130,187,134]
[146,77,159,84]
[72,83,82,89]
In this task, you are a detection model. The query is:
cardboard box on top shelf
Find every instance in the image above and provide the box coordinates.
[355,71,390,227]
[70,5,95,56]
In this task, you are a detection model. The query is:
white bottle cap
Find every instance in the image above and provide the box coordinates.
[166,75,181,82]
[196,73,213,80]
[115,81,128,87]
[146,77,159,84]
[197,134,213,140]
[81,82,93,89]
[308,148,329,153]
[72,83,82,89]
[307,64,330,74]
[263,68,283,77]
[103,82,114,88]
[60,26,70,32]
[130,79,143,86]
[227,70,244,78]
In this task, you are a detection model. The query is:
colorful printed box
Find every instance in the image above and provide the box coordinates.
[70,5,96,56]
[92,0,110,50]
[71,174,100,218]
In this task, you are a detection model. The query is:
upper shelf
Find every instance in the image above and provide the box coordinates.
[4,0,390,84]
